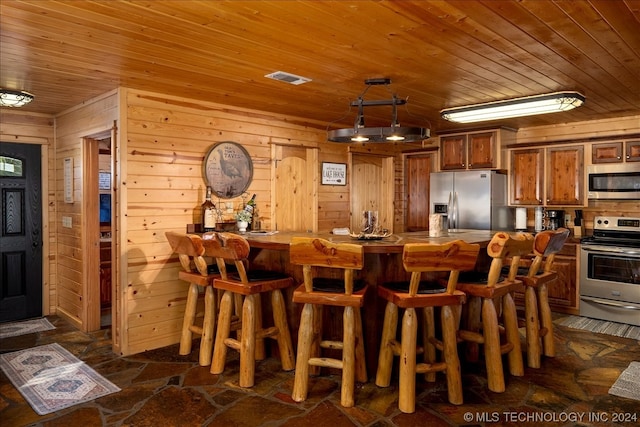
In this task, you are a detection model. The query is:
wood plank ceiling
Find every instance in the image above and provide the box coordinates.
[1,0,639,134]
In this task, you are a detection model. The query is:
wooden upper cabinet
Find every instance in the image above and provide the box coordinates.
[439,129,508,170]
[440,134,467,170]
[510,148,544,205]
[468,132,496,169]
[546,145,584,206]
[626,140,640,162]
[592,142,623,163]
[592,140,640,163]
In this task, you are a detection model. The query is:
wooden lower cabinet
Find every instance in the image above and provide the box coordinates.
[514,241,578,315]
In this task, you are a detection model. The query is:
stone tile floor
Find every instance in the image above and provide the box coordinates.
[0,315,638,426]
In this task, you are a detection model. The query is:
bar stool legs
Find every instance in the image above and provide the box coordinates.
[539,284,555,358]
[212,288,294,388]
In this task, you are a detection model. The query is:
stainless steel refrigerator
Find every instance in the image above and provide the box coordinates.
[429,170,513,231]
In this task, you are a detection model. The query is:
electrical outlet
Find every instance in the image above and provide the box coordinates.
[564,214,571,226]
[62,216,72,228]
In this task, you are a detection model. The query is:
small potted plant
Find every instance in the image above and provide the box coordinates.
[235,210,252,232]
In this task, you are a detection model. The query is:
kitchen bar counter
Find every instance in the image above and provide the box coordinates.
[241,229,511,377]
[244,229,499,253]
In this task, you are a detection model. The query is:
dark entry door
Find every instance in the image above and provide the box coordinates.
[0,142,43,322]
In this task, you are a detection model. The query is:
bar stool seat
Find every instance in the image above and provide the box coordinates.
[375,240,480,413]
[456,232,534,393]
[208,232,295,388]
[289,237,368,408]
[165,231,218,366]
[516,228,570,368]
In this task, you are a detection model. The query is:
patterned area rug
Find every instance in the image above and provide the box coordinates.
[0,318,55,339]
[555,316,640,340]
[609,362,640,401]
[0,343,120,415]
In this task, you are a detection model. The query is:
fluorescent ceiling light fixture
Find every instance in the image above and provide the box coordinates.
[440,91,585,123]
[328,78,430,143]
[0,89,34,107]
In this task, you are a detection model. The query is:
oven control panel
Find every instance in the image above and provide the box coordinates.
[593,216,640,232]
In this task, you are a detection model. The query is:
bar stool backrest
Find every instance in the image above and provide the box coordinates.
[402,240,480,296]
[202,232,251,281]
[529,228,570,276]
[165,231,208,276]
[290,237,363,295]
[486,232,534,286]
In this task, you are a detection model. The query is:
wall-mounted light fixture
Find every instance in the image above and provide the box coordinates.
[440,91,585,123]
[327,78,430,143]
[0,89,35,107]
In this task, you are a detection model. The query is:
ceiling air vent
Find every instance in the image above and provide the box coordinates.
[264,71,311,85]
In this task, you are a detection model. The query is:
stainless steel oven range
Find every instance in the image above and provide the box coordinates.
[579,216,640,326]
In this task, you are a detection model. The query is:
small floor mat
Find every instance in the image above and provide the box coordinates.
[0,318,55,339]
[0,343,120,415]
[609,361,640,401]
[555,316,640,340]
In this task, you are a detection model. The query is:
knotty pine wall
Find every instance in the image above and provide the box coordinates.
[121,88,369,355]
[0,111,55,316]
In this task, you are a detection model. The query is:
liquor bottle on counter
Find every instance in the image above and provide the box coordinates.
[244,194,256,215]
[202,186,216,232]
[243,194,256,231]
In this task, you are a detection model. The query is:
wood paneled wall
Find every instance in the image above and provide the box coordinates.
[121,88,364,354]
[0,111,55,315]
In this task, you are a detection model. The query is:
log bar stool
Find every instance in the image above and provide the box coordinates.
[456,232,534,393]
[165,231,218,366]
[518,228,570,368]
[208,232,295,388]
[375,240,480,413]
[290,237,368,408]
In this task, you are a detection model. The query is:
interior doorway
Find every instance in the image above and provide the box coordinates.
[83,133,113,331]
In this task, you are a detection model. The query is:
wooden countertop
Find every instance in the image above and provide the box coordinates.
[243,229,504,253]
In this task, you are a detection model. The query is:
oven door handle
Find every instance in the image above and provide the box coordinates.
[580,296,640,310]
[581,246,640,255]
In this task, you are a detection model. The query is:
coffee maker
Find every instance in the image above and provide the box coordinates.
[546,209,565,230]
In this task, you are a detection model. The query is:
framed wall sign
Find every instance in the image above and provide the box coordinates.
[322,162,347,185]
[203,141,253,199]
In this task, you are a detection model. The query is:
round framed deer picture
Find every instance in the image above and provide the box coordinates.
[203,141,253,199]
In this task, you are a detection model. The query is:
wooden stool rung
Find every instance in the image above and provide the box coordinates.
[223,337,241,351]
[188,325,204,335]
[256,326,278,339]
[309,357,344,370]
[458,330,484,344]
[500,342,514,354]
[320,340,344,350]
[415,361,447,374]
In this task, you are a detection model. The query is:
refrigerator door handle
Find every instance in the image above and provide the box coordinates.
[447,192,453,230]
[451,192,458,230]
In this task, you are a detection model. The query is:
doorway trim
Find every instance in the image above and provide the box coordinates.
[83,130,114,332]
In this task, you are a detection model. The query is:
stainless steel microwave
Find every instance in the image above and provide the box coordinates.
[587,164,640,200]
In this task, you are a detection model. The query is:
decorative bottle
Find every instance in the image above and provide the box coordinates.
[244,194,256,215]
[243,194,256,231]
[202,187,216,232]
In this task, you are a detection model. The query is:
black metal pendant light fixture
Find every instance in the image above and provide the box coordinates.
[327,78,430,143]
